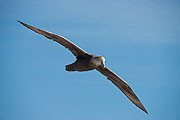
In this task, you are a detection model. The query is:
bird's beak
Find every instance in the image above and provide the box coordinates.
[101,62,105,69]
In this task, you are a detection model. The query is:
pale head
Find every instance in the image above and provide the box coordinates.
[91,56,105,68]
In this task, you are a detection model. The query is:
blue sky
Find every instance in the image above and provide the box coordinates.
[1,0,180,120]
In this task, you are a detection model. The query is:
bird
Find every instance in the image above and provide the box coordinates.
[18,20,148,114]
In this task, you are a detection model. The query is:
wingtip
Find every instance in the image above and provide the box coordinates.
[17,20,25,25]
[17,20,32,30]
[139,102,148,114]
[17,20,21,23]
[144,109,148,115]
[140,104,148,114]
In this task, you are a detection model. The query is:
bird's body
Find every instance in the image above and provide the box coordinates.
[18,21,148,114]
[66,55,105,71]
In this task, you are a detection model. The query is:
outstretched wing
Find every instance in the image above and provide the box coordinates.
[18,21,90,57]
[96,67,148,114]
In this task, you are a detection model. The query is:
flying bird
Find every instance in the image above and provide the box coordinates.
[18,20,148,114]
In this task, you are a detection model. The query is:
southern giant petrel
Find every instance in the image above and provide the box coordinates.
[18,21,148,114]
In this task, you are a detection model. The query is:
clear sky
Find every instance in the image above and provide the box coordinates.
[1,0,180,120]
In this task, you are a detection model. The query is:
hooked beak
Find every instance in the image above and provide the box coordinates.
[101,62,105,69]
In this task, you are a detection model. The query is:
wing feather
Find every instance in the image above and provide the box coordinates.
[18,21,89,57]
[96,67,148,114]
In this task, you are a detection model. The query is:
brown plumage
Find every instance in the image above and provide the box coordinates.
[18,20,148,114]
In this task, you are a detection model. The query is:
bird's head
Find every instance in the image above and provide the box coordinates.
[91,56,105,69]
